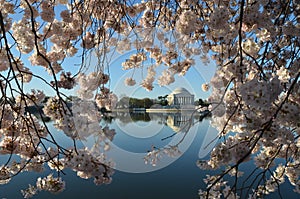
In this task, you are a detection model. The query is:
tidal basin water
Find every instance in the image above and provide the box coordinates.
[0,111,298,199]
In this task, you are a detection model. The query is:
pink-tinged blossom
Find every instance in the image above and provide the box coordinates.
[124,77,136,86]
[1,1,300,198]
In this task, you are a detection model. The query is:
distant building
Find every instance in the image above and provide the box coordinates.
[167,87,195,109]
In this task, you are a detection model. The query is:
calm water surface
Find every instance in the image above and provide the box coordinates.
[0,112,298,199]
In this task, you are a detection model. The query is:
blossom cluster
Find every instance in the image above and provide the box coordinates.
[21,147,115,198]
[193,0,300,197]
[64,148,114,185]
[21,174,65,198]
[0,0,299,198]
[144,145,181,167]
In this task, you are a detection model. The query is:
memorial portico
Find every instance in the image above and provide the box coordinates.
[167,87,195,109]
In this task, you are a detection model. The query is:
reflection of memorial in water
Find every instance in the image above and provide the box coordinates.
[111,110,207,133]
[166,112,194,132]
[156,111,210,133]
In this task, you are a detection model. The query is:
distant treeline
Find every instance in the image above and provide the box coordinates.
[116,97,154,108]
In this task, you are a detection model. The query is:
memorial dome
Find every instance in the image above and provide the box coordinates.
[170,87,192,95]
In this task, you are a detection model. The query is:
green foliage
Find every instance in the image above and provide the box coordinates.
[117,96,154,108]
[195,98,210,107]
[157,95,168,106]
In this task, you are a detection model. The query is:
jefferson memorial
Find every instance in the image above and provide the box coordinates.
[167,87,195,109]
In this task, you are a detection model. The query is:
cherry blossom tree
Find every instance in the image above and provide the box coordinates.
[0,0,299,198]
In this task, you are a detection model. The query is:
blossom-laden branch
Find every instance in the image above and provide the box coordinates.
[0,0,299,198]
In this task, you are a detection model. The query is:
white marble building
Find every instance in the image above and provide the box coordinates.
[167,87,195,109]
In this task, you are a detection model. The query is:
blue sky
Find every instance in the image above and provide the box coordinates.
[73,49,217,100]
[7,3,217,101]
[111,57,216,100]
[21,48,217,100]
